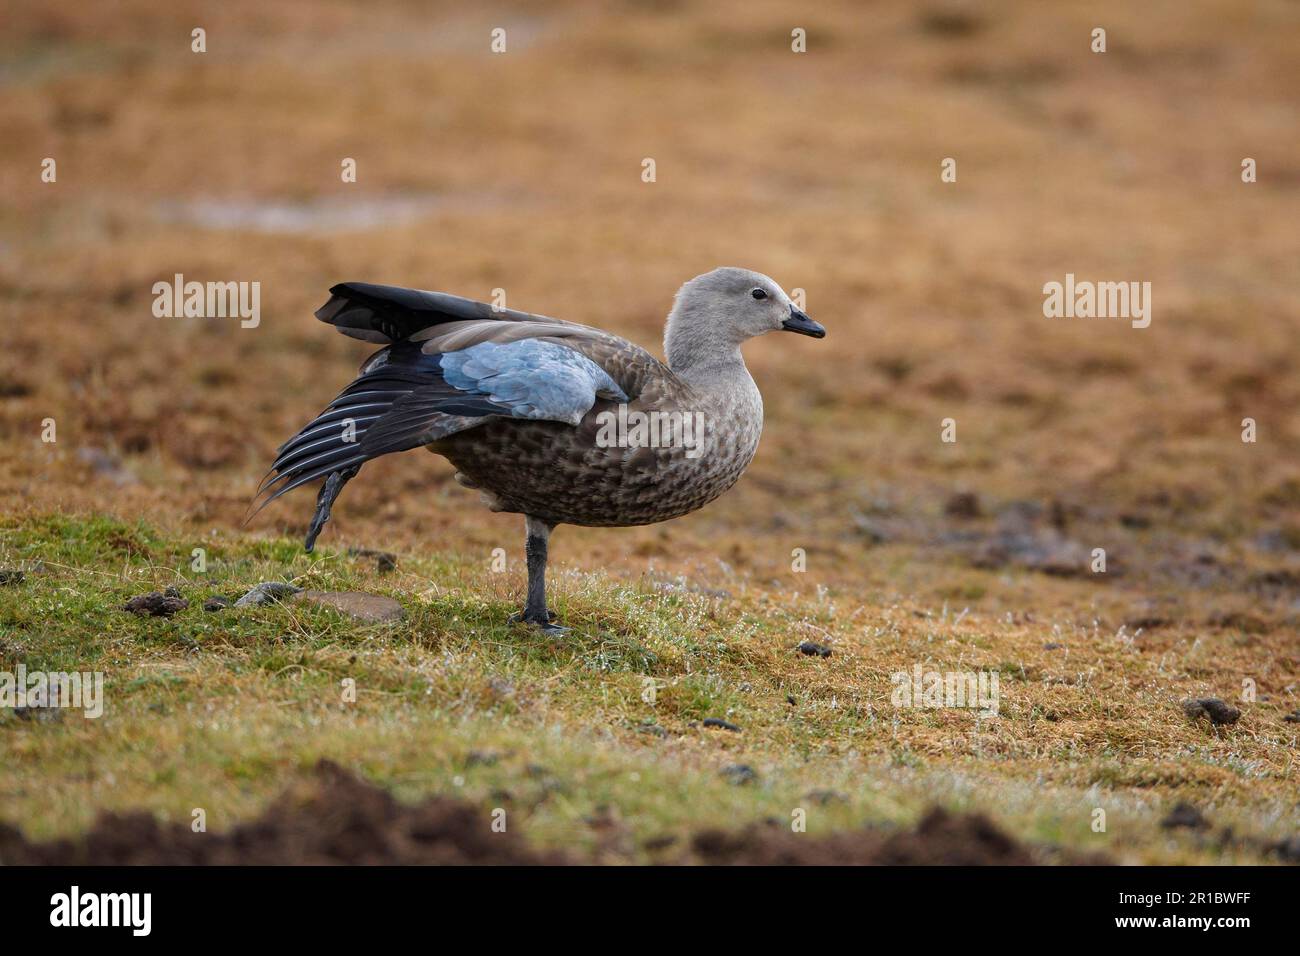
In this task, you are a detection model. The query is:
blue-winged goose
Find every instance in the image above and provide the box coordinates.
[254,267,825,631]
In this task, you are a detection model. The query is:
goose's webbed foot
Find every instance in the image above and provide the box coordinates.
[508,608,567,633]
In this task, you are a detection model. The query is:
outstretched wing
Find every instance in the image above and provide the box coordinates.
[251,339,628,520]
[316,281,683,404]
[251,281,684,548]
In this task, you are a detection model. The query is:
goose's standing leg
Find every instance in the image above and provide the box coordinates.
[510,515,565,632]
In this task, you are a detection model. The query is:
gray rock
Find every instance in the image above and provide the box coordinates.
[233,582,303,607]
[292,590,404,623]
[702,717,741,732]
[721,764,758,785]
[798,640,832,657]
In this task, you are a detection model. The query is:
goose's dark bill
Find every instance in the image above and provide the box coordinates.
[782,306,826,338]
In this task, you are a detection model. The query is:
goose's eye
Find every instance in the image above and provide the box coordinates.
[751,288,767,300]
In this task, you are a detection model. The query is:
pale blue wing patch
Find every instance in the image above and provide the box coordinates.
[439,340,628,426]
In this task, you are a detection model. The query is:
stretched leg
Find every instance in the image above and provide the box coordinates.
[509,516,565,632]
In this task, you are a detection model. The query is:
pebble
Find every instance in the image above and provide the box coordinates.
[702,717,741,732]
[233,582,302,607]
[293,590,404,622]
[798,640,832,657]
[720,764,758,785]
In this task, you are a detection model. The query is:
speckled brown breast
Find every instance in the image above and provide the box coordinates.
[431,378,763,527]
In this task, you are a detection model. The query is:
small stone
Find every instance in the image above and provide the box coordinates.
[202,596,231,612]
[804,789,846,805]
[234,582,302,607]
[851,512,894,544]
[944,491,982,519]
[14,704,63,724]
[348,547,397,573]
[702,717,741,732]
[1181,697,1241,726]
[1124,616,1169,631]
[1043,642,1064,650]
[1161,802,1209,830]
[1272,836,1300,863]
[292,590,404,623]
[798,640,832,657]
[720,764,758,785]
[1283,711,1300,724]
[123,591,188,617]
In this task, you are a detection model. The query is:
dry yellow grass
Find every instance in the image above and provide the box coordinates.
[0,0,1297,862]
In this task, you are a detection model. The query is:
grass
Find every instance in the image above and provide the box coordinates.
[1,512,1296,863]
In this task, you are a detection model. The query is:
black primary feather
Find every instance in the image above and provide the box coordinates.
[316,282,513,343]
[248,344,507,542]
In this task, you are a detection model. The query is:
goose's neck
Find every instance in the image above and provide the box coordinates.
[664,325,748,384]
[670,350,749,387]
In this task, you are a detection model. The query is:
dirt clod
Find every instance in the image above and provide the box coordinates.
[203,595,231,612]
[691,808,1039,865]
[1272,836,1300,863]
[944,491,982,519]
[123,591,188,617]
[1161,802,1210,830]
[1181,698,1241,726]
[0,761,567,865]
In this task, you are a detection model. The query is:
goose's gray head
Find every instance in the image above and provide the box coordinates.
[665,267,824,370]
